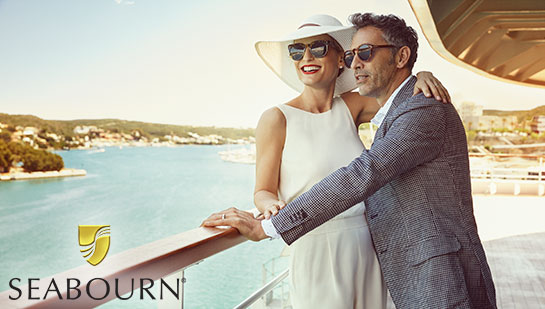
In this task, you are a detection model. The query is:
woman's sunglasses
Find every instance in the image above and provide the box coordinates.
[288,40,331,61]
[343,44,397,68]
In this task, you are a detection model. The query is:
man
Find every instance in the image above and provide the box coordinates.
[203,13,496,308]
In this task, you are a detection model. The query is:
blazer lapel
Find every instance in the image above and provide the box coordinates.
[374,75,417,140]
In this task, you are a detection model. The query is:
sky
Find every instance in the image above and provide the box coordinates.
[0,0,544,128]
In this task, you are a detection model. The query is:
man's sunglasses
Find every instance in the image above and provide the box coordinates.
[288,40,332,61]
[343,44,397,68]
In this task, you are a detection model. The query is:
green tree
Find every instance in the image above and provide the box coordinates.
[22,149,64,172]
[0,141,14,172]
[4,141,64,172]
[0,131,11,143]
[7,141,25,163]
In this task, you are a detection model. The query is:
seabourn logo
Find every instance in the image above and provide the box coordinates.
[79,225,110,266]
[7,225,184,302]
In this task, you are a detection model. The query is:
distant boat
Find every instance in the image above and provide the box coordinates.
[218,146,256,164]
[88,148,106,154]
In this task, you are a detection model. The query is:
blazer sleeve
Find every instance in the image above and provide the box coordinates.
[271,98,447,245]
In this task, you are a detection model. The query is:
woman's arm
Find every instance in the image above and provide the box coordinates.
[342,71,451,127]
[254,107,287,219]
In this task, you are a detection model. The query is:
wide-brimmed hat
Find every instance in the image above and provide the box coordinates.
[255,15,357,96]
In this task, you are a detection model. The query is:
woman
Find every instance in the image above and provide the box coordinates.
[252,15,450,308]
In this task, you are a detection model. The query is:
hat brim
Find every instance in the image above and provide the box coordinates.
[255,26,357,96]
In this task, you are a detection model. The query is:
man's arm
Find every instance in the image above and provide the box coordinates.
[271,97,447,244]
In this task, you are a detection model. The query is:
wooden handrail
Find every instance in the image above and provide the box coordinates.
[0,225,247,308]
[469,153,545,159]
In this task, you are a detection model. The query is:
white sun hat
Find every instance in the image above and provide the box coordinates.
[255,14,357,96]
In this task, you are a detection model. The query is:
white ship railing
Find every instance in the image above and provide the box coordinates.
[469,153,545,195]
[234,269,289,309]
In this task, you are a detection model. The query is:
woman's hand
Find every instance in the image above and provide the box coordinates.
[414,71,451,103]
[263,200,286,219]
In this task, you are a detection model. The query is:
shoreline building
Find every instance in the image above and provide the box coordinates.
[530,116,545,134]
[456,102,517,131]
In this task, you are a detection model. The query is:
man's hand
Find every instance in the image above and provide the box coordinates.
[200,207,269,242]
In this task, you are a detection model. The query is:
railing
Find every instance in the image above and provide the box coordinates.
[491,143,545,149]
[469,153,545,195]
[0,224,250,308]
[234,269,289,309]
[469,153,545,160]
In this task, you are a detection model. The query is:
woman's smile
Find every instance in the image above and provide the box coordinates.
[300,65,322,74]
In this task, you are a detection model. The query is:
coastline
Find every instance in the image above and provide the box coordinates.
[0,168,86,181]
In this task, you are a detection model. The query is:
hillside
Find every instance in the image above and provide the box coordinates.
[483,105,545,122]
[0,113,255,139]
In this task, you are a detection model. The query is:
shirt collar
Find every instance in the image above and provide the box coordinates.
[370,76,412,127]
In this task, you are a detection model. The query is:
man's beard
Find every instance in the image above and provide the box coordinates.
[357,66,395,98]
[358,78,381,97]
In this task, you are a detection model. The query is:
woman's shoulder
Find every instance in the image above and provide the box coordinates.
[257,106,286,131]
[256,107,286,147]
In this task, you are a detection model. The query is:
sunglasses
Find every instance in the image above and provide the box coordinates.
[343,44,397,68]
[288,40,332,61]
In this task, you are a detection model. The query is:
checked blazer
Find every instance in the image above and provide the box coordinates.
[271,76,497,309]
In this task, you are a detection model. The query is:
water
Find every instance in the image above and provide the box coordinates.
[0,146,286,308]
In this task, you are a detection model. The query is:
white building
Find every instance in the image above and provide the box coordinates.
[477,116,517,131]
[46,133,61,142]
[530,115,545,133]
[73,126,98,135]
[22,127,39,136]
[456,102,517,131]
[456,102,483,130]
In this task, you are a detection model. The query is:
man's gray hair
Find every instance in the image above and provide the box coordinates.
[349,13,418,71]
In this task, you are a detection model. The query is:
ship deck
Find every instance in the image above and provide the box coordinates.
[385,195,545,309]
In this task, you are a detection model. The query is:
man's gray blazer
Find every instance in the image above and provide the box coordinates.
[271,76,497,309]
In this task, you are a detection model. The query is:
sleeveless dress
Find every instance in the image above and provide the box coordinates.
[276,97,387,309]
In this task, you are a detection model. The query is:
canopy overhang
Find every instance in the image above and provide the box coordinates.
[409,0,545,89]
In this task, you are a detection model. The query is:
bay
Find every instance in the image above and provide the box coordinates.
[0,145,286,308]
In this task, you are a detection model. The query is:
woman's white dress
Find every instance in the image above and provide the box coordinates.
[276,97,387,309]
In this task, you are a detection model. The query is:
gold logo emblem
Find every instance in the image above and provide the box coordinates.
[78,225,110,266]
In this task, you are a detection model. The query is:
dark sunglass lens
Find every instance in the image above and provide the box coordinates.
[288,44,305,61]
[289,52,304,61]
[309,41,327,57]
[343,52,354,68]
[357,45,372,61]
[289,43,306,53]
